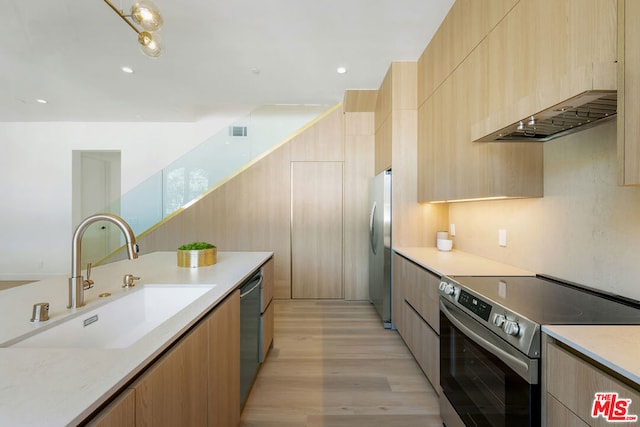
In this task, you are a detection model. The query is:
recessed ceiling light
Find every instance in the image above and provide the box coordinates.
[121,66,134,74]
[36,99,47,104]
[337,67,347,74]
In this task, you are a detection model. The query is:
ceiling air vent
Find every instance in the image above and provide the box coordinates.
[229,126,248,137]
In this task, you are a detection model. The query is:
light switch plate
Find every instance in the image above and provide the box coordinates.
[498,229,507,247]
[450,224,456,236]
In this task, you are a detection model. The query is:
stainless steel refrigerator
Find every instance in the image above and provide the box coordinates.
[368,169,392,328]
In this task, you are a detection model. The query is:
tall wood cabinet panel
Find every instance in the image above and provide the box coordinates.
[374,65,392,174]
[134,318,209,426]
[209,290,240,427]
[618,0,640,185]
[375,117,392,174]
[291,161,343,298]
[344,109,375,300]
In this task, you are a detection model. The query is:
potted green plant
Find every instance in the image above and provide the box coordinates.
[177,241,217,268]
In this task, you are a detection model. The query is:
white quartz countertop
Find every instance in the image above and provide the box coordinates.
[0,250,272,426]
[393,246,535,277]
[542,325,640,386]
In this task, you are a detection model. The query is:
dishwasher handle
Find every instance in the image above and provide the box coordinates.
[240,274,263,299]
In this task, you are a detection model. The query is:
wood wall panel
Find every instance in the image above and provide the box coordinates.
[131,105,350,300]
[290,108,344,162]
[291,161,343,299]
[343,90,378,112]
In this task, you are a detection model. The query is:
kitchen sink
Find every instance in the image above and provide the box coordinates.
[10,284,215,349]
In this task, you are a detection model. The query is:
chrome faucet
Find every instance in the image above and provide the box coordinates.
[69,213,139,309]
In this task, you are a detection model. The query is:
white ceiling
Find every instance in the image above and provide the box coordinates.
[0,0,454,122]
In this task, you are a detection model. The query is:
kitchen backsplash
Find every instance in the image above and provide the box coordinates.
[449,120,640,301]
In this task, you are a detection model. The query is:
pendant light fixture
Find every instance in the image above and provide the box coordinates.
[103,0,164,58]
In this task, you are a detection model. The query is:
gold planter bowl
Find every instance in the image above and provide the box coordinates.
[177,248,217,268]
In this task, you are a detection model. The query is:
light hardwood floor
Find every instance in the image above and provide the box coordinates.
[240,300,442,427]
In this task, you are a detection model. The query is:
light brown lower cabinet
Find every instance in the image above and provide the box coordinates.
[208,290,241,427]
[545,338,640,427]
[402,301,440,394]
[547,394,589,427]
[87,290,241,427]
[135,317,209,426]
[260,302,274,362]
[260,258,274,362]
[392,253,441,394]
[87,388,135,427]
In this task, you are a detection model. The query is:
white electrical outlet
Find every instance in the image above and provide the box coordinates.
[450,224,456,236]
[498,229,507,247]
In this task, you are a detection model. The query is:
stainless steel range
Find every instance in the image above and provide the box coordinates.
[438,274,640,427]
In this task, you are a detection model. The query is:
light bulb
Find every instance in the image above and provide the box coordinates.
[131,0,163,32]
[138,31,163,58]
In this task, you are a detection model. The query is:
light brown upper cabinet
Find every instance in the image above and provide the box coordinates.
[418,0,519,104]
[472,0,617,143]
[618,0,640,185]
[418,0,617,202]
[374,62,417,175]
[291,161,343,298]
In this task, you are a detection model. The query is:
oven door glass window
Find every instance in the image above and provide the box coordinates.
[440,311,540,427]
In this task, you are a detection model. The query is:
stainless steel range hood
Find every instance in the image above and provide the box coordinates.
[474,90,617,142]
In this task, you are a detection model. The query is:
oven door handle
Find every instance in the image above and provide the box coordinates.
[440,299,538,384]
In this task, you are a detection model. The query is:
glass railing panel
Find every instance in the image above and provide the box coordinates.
[92,104,331,263]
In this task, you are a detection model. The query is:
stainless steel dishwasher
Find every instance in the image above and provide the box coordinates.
[239,269,262,408]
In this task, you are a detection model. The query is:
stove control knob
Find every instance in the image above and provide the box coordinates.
[493,314,506,328]
[503,319,520,336]
[438,281,447,292]
[442,283,456,296]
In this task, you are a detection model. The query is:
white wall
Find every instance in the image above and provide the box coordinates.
[449,120,640,301]
[0,110,251,280]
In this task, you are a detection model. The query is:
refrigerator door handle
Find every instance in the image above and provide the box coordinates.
[369,201,377,254]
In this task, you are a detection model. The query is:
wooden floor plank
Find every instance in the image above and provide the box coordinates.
[307,414,444,427]
[240,300,441,426]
